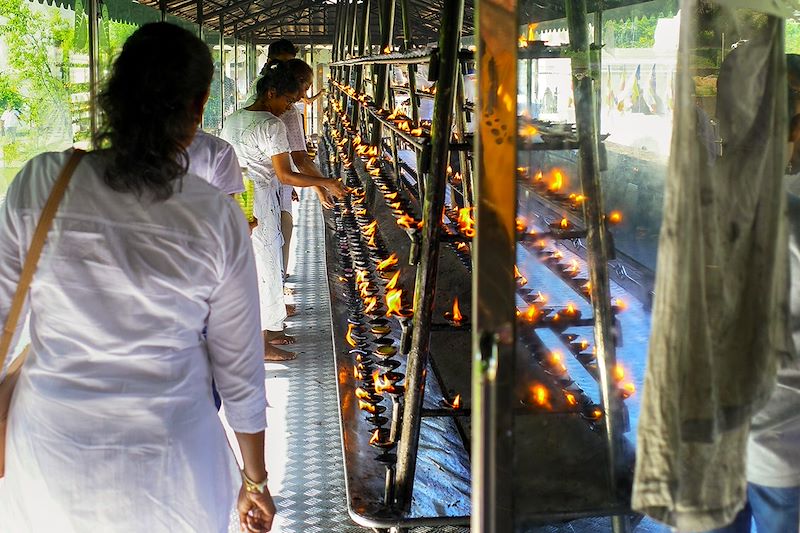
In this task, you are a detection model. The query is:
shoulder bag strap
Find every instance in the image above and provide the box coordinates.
[0,149,86,374]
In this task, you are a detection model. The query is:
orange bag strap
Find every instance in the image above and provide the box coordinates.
[0,149,86,375]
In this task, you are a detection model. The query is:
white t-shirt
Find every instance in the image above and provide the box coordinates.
[747,177,800,488]
[220,109,289,243]
[186,130,244,195]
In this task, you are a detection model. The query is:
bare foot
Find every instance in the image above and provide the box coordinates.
[264,342,296,361]
[286,304,297,317]
[266,331,297,345]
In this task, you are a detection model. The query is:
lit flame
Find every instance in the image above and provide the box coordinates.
[516,218,527,232]
[457,207,476,238]
[366,156,378,168]
[527,22,538,41]
[524,305,540,322]
[518,34,528,47]
[353,365,364,380]
[369,429,381,445]
[355,387,371,400]
[368,233,376,247]
[377,253,399,271]
[560,217,569,229]
[410,128,424,136]
[386,271,400,290]
[362,220,378,236]
[520,124,538,137]
[451,297,463,323]
[536,291,548,304]
[621,382,636,398]
[374,373,397,394]
[346,324,357,347]
[549,169,564,192]
[534,170,544,182]
[564,392,578,406]
[452,394,461,409]
[609,211,623,224]
[385,192,398,200]
[614,298,627,312]
[566,259,580,274]
[397,214,419,230]
[613,364,625,382]
[565,303,577,315]
[364,296,378,314]
[579,339,589,351]
[360,283,372,299]
[352,135,362,146]
[452,171,462,183]
[583,281,592,294]
[385,289,408,317]
[358,400,377,413]
[369,168,381,176]
[531,383,551,409]
[383,45,391,54]
[355,270,368,284]
[397,120,411,132]
[387,108,403,120]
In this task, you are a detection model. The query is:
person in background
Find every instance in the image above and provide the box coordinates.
[0,23,275,532]
[700,52,800,533]
[187,128,245,196]
[220,62,346,359]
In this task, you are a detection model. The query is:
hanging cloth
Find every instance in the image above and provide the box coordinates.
[632,4,792,531]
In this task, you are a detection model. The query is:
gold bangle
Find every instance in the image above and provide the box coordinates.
[241,470,269,494]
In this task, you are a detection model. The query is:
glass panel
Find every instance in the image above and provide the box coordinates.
[203,27,222,134]
[223,35,236,118]
[0,0,78,197]
[100,0,160,83]
[234,38,249,109]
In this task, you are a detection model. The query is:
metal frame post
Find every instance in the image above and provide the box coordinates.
[394,0,464,511]
[565,1,628,531]
[369,0,395,146]
[471,0,517,531]
[351,0,372,127]
[399,0,419,125]
[219,15,225,128]
[87,0,99,143]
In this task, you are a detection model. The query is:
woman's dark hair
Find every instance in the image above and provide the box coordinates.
[255,61,302,101]
[94,22,213,201]
[267,38,298,59]
[284,58,313,86]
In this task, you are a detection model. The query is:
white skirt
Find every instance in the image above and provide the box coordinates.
[0,370,242,533]
[252,226,287,332]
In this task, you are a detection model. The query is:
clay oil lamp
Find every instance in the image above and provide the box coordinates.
[373,336,394,348]
[369,427,395,450]
[444,296,467,327]
[612,298,627,314]
[409,127,425,137]
[526,383,552,410]
[559,302,582,323]
[612,364,636,400]
[514,265,528,288]
[580,403,603,421]
[457,207,476,238]
[355,386,383,406]
[550,216,571,232]
[544,351,568,377]
[563,259,581,279]
[374,344,397,359]
[375,357,401,371]
[440,393,462,410]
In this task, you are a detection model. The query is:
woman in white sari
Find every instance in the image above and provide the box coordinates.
[0,23,275,533]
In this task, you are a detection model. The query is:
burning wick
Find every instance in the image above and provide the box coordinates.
[564,392,578,406]
[376,253,399,272]
[444,297,465,326]
[346,324,357,347]
[385,289,411,318]
[608,211,623,225]
[559,217,569,229]
[530,383,551,410]
[386,271,400,290]
[457,207,476,238]
[514,265,528,287]
[358,400,378,413]
[613,298,627,312]
[443,393,461,409]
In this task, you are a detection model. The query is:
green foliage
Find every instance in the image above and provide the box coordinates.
[0,74,24,110]
[788,19,800,55]
[604,13,674,49]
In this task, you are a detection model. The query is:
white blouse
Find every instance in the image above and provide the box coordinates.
[0,149,266,532]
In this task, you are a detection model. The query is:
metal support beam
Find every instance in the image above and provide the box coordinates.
[159,0,167,22]
[399,0,419,125]
[565,1,628,532]
[87,0,99,143]
[351,0,372,128]
[471,0,517,530]
[369,0,395,146]
[394,0,464,512]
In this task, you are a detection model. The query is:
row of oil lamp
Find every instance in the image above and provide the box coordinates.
[330,80,430,139]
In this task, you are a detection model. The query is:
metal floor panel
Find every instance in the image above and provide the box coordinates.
[264,189,469,533]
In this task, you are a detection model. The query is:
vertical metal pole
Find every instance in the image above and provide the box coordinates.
[87,0,99,143]
[394,0,464,511]
[472,0,516,530]
[369,0,395,146]
[219,15,225,128]
[234,31,239,110]
[159,0,167,22]
[454,70,472,207]
[593,8,603,134]
[565,2,628,532]
[399,0,419,125]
